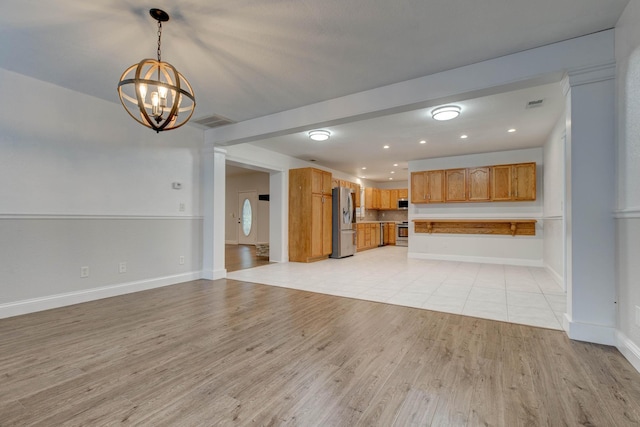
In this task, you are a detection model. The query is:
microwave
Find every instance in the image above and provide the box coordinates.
[397,199,408,210]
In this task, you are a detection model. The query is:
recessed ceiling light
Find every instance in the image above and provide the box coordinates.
[508,128,516,133]
[460,134,468,139]
[361,167,367,170]
[389,177,393,180]
[420,140,427,144]
[391,171,395,174]
[393,163,398,167]
[360,176,366,179]
[383,145,390,149]
[431,105,461,121]
[308,129,331,141]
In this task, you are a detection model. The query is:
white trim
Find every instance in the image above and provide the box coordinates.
[614,208,640,219]
[407,252,544,267]
[0,272,202,319]
[567,62,616,86]
[565,316,616,346]
[616,330,640,374]
[544,263,564,286]
[542,215,563,220]
[0,214,203,220]
[202,268,227,281]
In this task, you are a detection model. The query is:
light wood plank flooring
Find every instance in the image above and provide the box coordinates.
[226,244,271,272]
[1,279,639,426]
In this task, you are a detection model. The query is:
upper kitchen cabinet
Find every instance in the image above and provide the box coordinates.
[380,189,392,209]
[491,162,536,201]
[411,170,444,203]
[311,168,332,195]
[413,162,536,203]
[289,167,332,263]
[445,169,466,202]
[512,163,536,200]
[389,189,399,209]
[398,188,408,199]
[467,167,491,202]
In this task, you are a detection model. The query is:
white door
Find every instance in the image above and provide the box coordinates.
[238,190,257,245]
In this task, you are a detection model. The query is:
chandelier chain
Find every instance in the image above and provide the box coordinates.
[157,21,162,62]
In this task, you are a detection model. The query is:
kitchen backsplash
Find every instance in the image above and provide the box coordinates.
[359,209,408,222]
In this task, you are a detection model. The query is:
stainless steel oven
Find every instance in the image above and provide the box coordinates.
[396,222,408,246]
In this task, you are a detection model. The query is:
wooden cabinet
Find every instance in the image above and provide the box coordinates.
[491,163,536,201]
[289,168,332,262]
[513,163,536,200]
[411,171,427,203]
[389,189,398,209]
[445,169,466,202]
[411,171,444,203]
[412,162,536,203]
[364,187,374,209]
[383,223,396,245]
[467,166,491,201]
[380,189,391,210]
[364,187,409,209]
[356,222,389,250]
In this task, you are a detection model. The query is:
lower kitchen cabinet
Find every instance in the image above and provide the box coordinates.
[357,222,395,251]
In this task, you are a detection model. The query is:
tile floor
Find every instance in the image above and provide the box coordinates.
[227,245,567,330]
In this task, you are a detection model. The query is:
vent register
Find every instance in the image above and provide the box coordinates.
[193,114,235,128]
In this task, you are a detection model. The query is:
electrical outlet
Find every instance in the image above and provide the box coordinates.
[179,203,185,212]
[80,266,89,278]
[179,256,185,265]
[119,262,127,273]
[636,305,640,327]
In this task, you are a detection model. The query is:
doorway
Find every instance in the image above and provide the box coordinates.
[238,190,257,245]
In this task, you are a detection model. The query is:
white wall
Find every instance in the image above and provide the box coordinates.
[543,114,567,284]
[408,148,544,265]
[615,0,640,372]
[0,68,204,318]
[225,171,270,244]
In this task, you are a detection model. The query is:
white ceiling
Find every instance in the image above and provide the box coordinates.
[247,82,566,182]
[1,0,628,181]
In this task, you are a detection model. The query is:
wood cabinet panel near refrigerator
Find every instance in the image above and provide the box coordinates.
[289,167,332,262]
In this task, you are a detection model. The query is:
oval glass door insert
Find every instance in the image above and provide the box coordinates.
[242,198,252,236]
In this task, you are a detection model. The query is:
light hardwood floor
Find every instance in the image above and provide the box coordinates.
[1,279,640,426]
[226,244,271,272]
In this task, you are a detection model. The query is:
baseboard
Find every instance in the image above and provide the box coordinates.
[202,268,227,281]
[616,330,640,374]
[0,272,201,319]
[565,315,616,346]
[407,252,544,267]
[544,263,564,287]
[225,240,238,245]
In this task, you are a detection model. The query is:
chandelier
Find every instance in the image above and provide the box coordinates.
[117,9,196,133]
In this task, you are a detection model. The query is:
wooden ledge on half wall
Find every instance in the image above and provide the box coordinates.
[412,219,536,236]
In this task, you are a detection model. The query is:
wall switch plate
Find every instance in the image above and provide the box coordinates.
[636,306,640,327]
[80,266,89,278]
[179,203,185,212]
[119,262,127,273]
[179,256,185,265]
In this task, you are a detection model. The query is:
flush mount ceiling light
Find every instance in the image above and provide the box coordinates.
[431,105,461,121]
[308,130,331,141]
[117,9,196,133]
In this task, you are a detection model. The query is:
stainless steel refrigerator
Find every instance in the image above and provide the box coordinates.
[330,186,356,258]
